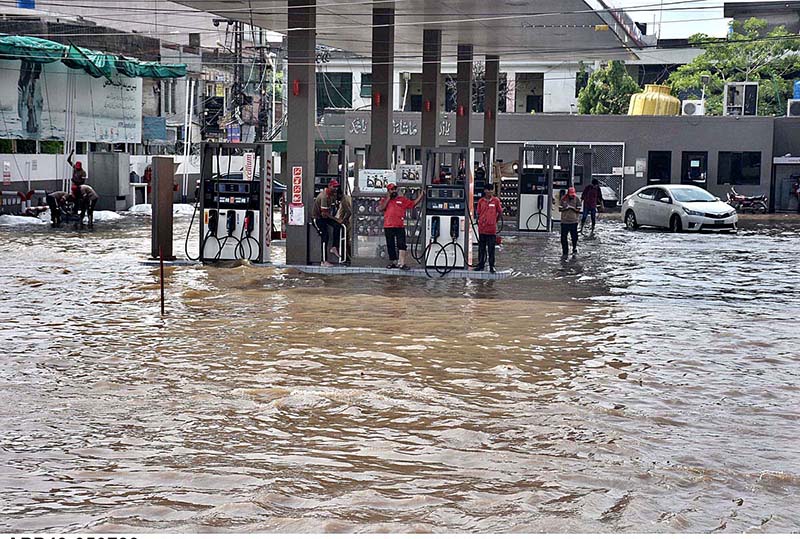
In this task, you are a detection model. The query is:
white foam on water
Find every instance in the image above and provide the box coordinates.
[93,211,123,222]
[127,204,152,214]
[126,203,196,216]
[489,364,525,376]
[0,215,48,226]
[466,331,499,339]
[344,350,409,362]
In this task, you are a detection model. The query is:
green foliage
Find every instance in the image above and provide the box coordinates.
[577,60,641,115]
[667,18,800,116]
[39,141,64,154]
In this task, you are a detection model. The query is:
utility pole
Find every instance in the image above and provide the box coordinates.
[233,20,244,137]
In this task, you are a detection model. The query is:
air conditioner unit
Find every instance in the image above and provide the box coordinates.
[682,100,705,116]
[787,99,800,117]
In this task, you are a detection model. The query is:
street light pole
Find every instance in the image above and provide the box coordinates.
[271,52,277,136]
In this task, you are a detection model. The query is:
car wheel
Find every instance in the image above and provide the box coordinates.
[669,214,683,233]
[624,210,638,230]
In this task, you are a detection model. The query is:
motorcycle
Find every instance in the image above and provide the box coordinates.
[727,187,767,214]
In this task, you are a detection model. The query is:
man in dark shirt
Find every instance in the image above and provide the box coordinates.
[45,190,68,228]
[70,184,99,230]
[580,179,603,233]
[311,179,341,266]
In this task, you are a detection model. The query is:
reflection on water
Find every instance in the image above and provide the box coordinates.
[1,215,799,533]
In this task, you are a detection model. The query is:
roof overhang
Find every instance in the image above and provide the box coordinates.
[173,0,644,63]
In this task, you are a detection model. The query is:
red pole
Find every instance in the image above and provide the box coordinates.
[160,245,165,316]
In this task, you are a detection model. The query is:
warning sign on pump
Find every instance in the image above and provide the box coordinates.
[292,166,303,205]
[289,203,305,226]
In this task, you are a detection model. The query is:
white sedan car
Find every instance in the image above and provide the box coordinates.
[622,185,738,232]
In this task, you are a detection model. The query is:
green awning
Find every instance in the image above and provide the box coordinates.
[0,34,186,79]
[0,34,64,63]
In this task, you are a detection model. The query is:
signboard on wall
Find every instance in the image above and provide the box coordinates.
[357,169,396,194]
[396,164,423,185]
[0,59,142,143]
[143,116,167,142]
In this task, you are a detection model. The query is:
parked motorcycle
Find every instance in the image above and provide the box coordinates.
[727,188,768,213]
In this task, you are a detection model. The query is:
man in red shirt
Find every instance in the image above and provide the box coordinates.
[379,183,424,270]
[475,185,503,273]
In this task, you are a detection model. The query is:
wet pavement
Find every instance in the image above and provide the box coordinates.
[1,212,799,533]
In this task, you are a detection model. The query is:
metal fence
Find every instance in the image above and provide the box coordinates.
[529,141,625,201]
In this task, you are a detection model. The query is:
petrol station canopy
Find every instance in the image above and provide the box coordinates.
[174,0,646,62]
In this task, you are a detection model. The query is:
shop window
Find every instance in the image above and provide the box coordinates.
[647,151,671,184]
[681,151,708,186]
[17,140,36,153]
[360,73,372,98]
[718,152,761,185]
[316,72,353,111]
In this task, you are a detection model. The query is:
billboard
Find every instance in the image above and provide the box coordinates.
[0,59,142,143]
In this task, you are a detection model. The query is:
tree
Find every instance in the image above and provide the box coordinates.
[667,18,800,116]
[577,60,641,115]
[444,62,509,112]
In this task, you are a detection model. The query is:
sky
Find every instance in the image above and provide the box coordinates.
[610,0,755,39]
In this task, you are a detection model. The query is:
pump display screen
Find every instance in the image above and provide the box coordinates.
[520,171,547,194]
[428,188,464,199]
[215,183,251,194]
[426,186,466,212]
[203,179,261,210]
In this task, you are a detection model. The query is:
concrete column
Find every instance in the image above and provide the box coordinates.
[286,0,316,265]
[456,44,473,147]
[421,29,442,148]
[368,5,394,168]
[484,55,500,151]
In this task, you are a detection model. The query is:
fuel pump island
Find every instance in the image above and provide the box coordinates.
[148,142,510,280]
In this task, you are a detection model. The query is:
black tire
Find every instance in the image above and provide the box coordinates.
[756,201,768,214]
[624,210,639,230]
[669,214,683,233]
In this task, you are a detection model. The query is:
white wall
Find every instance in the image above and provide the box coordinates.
[544,66,579,113]
[1,153,281,185]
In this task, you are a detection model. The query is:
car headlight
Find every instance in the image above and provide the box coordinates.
[682,207,704,217]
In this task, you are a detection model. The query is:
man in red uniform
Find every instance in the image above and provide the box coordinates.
[379,183,424,270]
[475,184,503,273]
[67,150,87,201]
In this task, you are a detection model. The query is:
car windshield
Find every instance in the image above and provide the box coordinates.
[670,187,716,203]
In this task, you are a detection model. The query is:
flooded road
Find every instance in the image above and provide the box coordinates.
[1,213,799,533]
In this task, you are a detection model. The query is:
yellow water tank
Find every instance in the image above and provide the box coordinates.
[628,84,680,116]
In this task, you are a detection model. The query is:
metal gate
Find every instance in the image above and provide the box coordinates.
[530,141,625,200]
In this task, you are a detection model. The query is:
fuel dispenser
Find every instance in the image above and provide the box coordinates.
[420,147,473,272]
[350,154,423,266]
[195,143,273,263]
[518,145,553,232]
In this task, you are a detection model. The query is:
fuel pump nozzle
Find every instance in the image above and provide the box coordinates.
[449,216,460,240]
[226,210,237,236]
[207,210,219,237]
[243,210,255,237]
[430,215,441,242]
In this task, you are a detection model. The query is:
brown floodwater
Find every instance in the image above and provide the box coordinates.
[1,213,799,533]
